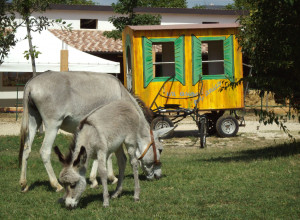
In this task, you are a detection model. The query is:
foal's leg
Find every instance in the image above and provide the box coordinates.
[111,146,127,199]
[89,155,118,188]
[39,121,63,192]
[20,112,42,192]
[126,145,140,202]
[89,160,99,188]
[107,154,118,184]
[97,151,109,207]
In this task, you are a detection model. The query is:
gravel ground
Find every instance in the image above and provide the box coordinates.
[1,114,299,141]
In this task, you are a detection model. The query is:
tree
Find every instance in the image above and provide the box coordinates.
[192,4,206,9]
[236,0,300,112]
[103,0,162,40]
[50,0,94,4]
[140,0,187,8]
[0,0,73,76]
[0,0,18,65]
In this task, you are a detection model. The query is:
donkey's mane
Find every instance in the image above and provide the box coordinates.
[133,95,153,125]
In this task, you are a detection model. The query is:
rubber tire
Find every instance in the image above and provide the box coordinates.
[151,116,174,137]
[216,115,239,138]
[199,120,207,148]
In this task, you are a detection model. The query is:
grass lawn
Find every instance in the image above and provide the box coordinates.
[0,134,299,219]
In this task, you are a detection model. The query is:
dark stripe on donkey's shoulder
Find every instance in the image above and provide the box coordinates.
[64,117,92,165]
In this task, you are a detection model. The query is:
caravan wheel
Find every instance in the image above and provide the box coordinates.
[216,115,239,137]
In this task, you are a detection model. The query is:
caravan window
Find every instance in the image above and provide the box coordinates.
[202,40,224,76]
[142,36,185,87]
[152,42,175,78]
[192,35,234,85]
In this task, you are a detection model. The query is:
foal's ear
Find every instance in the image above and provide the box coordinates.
[54,146,65,164]
[154,126,176,138]
[73,146,87,167]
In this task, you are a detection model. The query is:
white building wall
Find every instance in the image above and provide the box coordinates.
[25,10,239,31]
[160,13,238,25]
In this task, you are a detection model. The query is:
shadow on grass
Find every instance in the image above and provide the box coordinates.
[201,142,300,163]
[124,174,167,181]
[173,130,199,138]
[29,180,53,192]
[78,190,134,208]
[172,130,218,138]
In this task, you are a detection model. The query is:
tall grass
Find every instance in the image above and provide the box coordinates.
[0,134,299,219]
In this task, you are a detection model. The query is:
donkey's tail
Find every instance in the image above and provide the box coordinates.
[19,87,30,167]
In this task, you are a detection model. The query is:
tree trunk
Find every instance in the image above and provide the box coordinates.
[25,17,37,77]
[25,17,43,132]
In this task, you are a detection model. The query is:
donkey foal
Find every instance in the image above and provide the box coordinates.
[55,100,173,208]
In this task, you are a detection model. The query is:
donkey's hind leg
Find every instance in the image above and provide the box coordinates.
[111,146,127,199]
[40,121,63,192]
[89,160,99,188]
[107,154,118,184]
[20,111,42,192]
[89,155,118,188]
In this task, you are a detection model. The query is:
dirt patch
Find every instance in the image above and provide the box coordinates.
[1,113,299,148]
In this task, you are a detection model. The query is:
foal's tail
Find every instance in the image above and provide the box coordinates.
[19,87,31,167]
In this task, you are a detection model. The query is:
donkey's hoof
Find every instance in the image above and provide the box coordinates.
[134,197,140,202]
[103,203,109,208]
[90,182,98,189]
[111,193,119,199]
[21,185,29,193]
[56,184,64,192]
[110,178,118,185]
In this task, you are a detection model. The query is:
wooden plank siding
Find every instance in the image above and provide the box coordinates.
[122,25,244,111]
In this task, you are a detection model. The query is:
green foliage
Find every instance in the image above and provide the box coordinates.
[103,0,163,40]
[23,45,41,60]
[192,4,206,9]
[50,0,94,5]
[225,3,237,9]
[237,0,300,111]
[0,0,18,65]
[140,0,187,8]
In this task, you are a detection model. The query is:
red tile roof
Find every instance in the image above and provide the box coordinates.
[49,29,208,54]
[49,29,123,53]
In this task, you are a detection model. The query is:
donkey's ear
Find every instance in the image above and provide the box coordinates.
[54,146,65,164]
[73,146,87,167]
[153,126,176,138]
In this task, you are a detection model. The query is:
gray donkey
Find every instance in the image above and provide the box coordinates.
[54,100,173,208]
[19,71,152,192]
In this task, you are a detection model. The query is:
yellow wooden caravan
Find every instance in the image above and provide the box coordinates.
[122,24,244,147]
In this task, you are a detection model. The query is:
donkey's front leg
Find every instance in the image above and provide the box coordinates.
[111,146,127,199]
[97,153,109,207]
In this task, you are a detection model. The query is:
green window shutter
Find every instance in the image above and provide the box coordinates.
[224,35,234,82]
[142,36,154,88]
[174,35,185,85]
[192,35,202,85]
